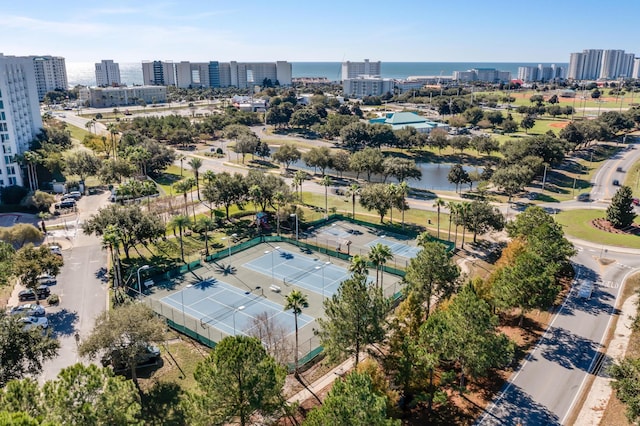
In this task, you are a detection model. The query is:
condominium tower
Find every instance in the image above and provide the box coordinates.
[341,59,381,81]
[31,55,68,100]
[143,60,292,89]
[0,54,43,188]
[568,49,636,80]
[95,60,121,86]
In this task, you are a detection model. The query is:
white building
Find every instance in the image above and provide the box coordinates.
[79,85,167,108]
[453,68,511,83]
[0,54,43,188]
[31,56,68,100]
[568,49,635,80]
[342,75,394,98]
[95,60,121,86]
[142,60,176,86]
[632,58,640,79]
[341,59,381,81]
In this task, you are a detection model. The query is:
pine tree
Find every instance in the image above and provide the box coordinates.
[607,185,636,228]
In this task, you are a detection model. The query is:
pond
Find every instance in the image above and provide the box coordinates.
[270,148,483,191]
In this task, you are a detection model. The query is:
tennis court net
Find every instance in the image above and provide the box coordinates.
[283,265,318,285]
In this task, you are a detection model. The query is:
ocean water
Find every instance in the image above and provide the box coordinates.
[67,61,569,87]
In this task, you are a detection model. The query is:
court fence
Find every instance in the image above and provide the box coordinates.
[145,215,444,370]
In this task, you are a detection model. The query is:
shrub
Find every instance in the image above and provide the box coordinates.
[0,185,29,205]
[47,294,60,305]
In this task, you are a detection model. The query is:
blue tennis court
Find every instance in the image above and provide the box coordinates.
[318,225,352,239]
[244,249,356,298]
[366,237,422,259]
[160,279,313,337]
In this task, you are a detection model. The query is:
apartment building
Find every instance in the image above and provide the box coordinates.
[0,54,43,188]
[517,64,565,83]
[342,75,394,98]
[78,85,167,108]
[31,56,68,100]
[95,60,121,86]
[568,49,636,80]
[453,68,511,83]
[142,60,176,86]
[341,59,381,81]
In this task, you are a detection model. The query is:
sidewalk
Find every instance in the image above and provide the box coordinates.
[573,293,638,425]
[287,352,367,405]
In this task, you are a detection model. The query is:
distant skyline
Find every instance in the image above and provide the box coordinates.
[2,0,639,63]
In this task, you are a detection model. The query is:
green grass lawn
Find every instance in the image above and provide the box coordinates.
[555,209,640,248]
[66,123,91,142]
[155,165,194,195]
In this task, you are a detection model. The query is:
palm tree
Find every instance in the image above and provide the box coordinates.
[284,290,309,375]
[188,157,203,200]
[178,154,186,177]
[458,201,470,249]
[346,183,360,219]
[173,179,194,217]
[102,225,122,291]
[368,243,393,288]
[292,170,305,202]
[446,201,458,242]
[451,203,461,246]
[249,185,262,232]
[197,216,215,257]
[397,181,409,229]
[170,215,191,262]
[348,254,369,276]
[321,175,332,219]
[107,123,119,159]
[433,198,446,240]
[387,183,398,225]
[202,170,216,186]
[273,191,287,235]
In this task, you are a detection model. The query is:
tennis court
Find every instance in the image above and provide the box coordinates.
[244,248,358,298]
[160,278,313,337]
[366,236,422,259]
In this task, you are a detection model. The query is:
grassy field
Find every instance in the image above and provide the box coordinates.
[475,89,639,109]
[66,123,91,143]
[154,165,194,195]
[554,209,640,249]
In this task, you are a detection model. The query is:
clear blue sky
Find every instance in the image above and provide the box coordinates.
[2,0,638,63]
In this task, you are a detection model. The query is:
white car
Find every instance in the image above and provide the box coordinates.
[19,316,49,331]
[10,304,45,317]
[37,274,57,285]
[49,245,62,256]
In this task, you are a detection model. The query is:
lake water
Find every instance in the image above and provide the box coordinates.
[272,147,482,191]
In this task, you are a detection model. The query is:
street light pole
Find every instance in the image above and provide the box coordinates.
[137,265,150,294]
[233,305,245,335]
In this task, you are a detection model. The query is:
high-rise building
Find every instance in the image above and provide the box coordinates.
[143,60,291,89]
[141,60,176,86]
[632,58,640,79]
[568,49,635,80]
[342,75,394,98]
[95,60,121,86]
[31,56,68,100]
[341,59,381,81]
[453,68,511,83]
[0,54,43,189]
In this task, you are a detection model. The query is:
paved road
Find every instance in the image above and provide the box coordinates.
[39,192,109,382]
[477,242,639,425]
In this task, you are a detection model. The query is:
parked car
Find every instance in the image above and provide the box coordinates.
[101,344,161,370]
[37,274,57,285]
[633,198,640,206]
[19,316,49,331]
[62,191,82,201]
[10,304,45,317]
[18,286,51,301]
[55,200,76,210]
[48,245,62,256]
